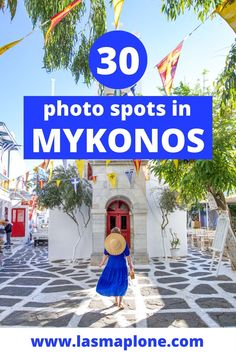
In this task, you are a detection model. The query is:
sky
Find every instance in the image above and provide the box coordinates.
[0,0,235,174]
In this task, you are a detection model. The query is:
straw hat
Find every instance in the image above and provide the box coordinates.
[105,233,126,255]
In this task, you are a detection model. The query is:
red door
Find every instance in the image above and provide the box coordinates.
[11,208,26,237]
[107,200,131,248]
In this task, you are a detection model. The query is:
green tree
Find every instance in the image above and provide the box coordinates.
[160,0,236,105]
[1,0,235,95]
[161,0,222,21]
[151,76,236,269]
[38,165,92,261]
[159,188,180,257]
[1,0,106,85]
[0,0,17,19]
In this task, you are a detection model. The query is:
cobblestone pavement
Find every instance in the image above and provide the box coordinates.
[0,245,236,328]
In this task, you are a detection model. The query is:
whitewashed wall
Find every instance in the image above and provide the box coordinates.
[146,177,187,258]
[48,206,92,261]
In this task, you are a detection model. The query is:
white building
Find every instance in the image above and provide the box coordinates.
[0,122,31,241]
[48,160,187,264]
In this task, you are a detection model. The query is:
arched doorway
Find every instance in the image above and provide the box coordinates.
[107,200,131,248]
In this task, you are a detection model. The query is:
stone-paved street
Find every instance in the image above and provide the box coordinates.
[0,245,236,327]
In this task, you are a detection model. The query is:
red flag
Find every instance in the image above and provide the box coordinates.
[157,41,184,96]
[45,0,82,43]
[133,160,142,174]
[39,160,50,170]
[87,162,93,180]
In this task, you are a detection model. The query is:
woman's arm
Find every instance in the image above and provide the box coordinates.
[99,254,108,268]
[126,255,134,272]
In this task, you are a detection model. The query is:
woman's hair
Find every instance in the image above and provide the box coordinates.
[111,227,121,234]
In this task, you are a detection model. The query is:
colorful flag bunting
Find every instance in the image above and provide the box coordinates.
[45,0,82,43]
[71,177,80,193]
[215,0,236,33]
[0,31,33,56]
[56,180,61,188]
[4,180,9,190]
[125,169,134,185]
[133,160,142,175]
[39,160,50,170]
[49,161,54,181]
[0,38,24,56]
[173,160,179,169]
[107,173,117,188]
[113,0,124,29]
[106,160,111,166]
[157,41,184,96]
[75,160,85,178]
[87,162,93,180]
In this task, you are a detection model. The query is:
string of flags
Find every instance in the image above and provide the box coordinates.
[0,0,235,76]
[156,0,236,96]
[0,159,145,194]
[113,0,125,29]
[157,41,184,96]
[45,0,82,43]
[0,0,83,56]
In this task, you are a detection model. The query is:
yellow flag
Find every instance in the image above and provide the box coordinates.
[106,160,111,166]
[107,173,117,188]
[56,180,61,187]
[4,181,9,190]
[49,161,54,181]
[173,160,179,169]
[0,31,33,56]
[216,0,236,33]
[75,160,85,178]
[0,38,24,56]
[113,0,124,29]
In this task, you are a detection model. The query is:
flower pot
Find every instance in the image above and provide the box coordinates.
[170,247,180,258]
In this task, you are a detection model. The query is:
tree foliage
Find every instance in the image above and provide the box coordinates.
[159,188,179,230]
[216,39,236,108]
[24,0,106,86]
[1,0,106,85]
[161,0,222,21]
[38,165,92,227]
[151,78,236,210]
[0,0,17,19]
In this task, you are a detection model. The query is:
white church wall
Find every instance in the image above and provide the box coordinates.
[48,206,92,261]
[146,177,187,258]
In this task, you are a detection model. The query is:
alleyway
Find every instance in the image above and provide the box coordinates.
[0,245,236,327]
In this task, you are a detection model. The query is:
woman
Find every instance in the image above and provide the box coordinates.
[96,227,134,309]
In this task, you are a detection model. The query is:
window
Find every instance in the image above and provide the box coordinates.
[119,202,128,211]
[121,215,127,229]
[110,216,116,229]
[108,202,116,211]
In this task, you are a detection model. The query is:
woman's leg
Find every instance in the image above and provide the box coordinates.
[114,296,118,305]
[118,296,124,308]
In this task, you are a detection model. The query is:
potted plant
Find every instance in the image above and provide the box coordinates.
[169,228,181,258]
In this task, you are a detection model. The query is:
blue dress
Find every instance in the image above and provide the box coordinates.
[96,244,130,296]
